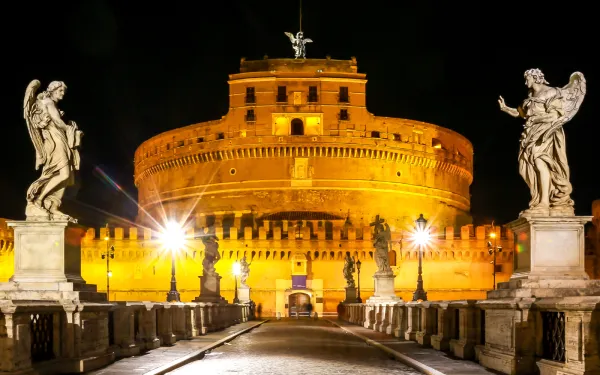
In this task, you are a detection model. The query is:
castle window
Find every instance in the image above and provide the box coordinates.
[432,138,444,149]
[371,131,380,138]
[196,137,204,143]
[291,118,304,135]
[339,109,349,121]
[339,86,349,103]
[246,109,256,122]
[308,86,318,102]
[393,133,401,141]
[166,144,171,150]
[176,140,184,148]
[245,87,256,104]
[277,86,287,103]
[217,132,225,140]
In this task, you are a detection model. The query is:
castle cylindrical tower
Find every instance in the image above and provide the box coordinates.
[133,57,473,230]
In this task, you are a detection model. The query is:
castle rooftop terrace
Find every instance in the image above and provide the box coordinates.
[238,57,358,74]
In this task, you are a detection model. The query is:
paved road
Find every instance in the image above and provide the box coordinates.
[168,319,421,375]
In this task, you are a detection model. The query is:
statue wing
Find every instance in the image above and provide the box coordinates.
[284,32,295,43]
[303,38,313,43]
[543,72,586,141]
[23,79,46,170]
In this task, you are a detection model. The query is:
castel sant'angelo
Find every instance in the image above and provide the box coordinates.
[1,56,598,316]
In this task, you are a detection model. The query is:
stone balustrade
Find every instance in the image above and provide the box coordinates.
[0,301,253,374]
[339,298,600,375]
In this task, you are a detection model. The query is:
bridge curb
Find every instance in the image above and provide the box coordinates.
[144,319,269,375]
[326,319,446,375]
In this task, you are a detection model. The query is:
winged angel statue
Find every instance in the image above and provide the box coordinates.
[23,80,83,223]
[284,31,312,59]
[498,69,586,216]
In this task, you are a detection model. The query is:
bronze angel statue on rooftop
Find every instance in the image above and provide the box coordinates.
[498,69,586,217]
[284,31,312,59]
[23,80,83,223]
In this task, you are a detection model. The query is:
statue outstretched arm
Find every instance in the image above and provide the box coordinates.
[498,96,520,118]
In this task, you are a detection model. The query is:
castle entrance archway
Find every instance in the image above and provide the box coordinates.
[288,292,310,317]
[291,118,304,135]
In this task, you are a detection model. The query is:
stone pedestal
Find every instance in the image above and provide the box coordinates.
[0,220,106,302]
[367,273,401,303]
[477,215,600,375]
[238,285,251,303]
[343,286,359,303]
[194,273,227,303]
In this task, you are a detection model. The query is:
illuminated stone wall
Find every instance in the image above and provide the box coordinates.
[2,223,511,315]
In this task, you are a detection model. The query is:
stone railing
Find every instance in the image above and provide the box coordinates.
[0,301,253,374]
[339,298,600,375]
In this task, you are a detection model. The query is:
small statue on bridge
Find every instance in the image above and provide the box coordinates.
[201,232,221,276]
[371,215,393,275]
[343,253,356,288]
[239,255,251,288]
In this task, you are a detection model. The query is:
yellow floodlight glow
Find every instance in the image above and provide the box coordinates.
[161,221,186,251]
[233,261,241,276]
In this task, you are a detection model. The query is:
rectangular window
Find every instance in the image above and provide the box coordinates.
[245,87,256,104]
[217,133,225,140]
[277,86,287,102]
[246,109,256,122]
[339,86,349,103]
[308,86,318,102]
[339,109,349,121]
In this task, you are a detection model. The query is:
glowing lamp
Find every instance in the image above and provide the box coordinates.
[356,259,361,271]
[490,232,496,239]
[415,213,427,233]
[161,221,185,251]
[104,236,109,241]
[107,270,112,278]
[414,213,430,246]
[233,261,241,276]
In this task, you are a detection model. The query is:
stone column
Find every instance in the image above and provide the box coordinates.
[449,300,477,360]
[157,304,176,345]
[404,302,419,341]
[0,304,32,373]
[430,302,451,352]
[138,303,160,350]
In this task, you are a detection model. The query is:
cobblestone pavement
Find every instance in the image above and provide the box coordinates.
[168,319,421,375]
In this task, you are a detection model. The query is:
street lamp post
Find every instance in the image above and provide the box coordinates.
[101,224,115,301]
[163,221,185,303]
[355,258,362,303]
[488,222,503,290]
[167,248,180,302]
[233,261,241,304]
[412,214,429,302]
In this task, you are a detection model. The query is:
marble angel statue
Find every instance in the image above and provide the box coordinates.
[23,80,83,223]
[372,221,393,275]
[284,31,312,59]
[499,69,586,216]
[239,255,251,287]
[201,233,221,276]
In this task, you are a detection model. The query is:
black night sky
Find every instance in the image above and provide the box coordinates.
[3,1,599,228]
